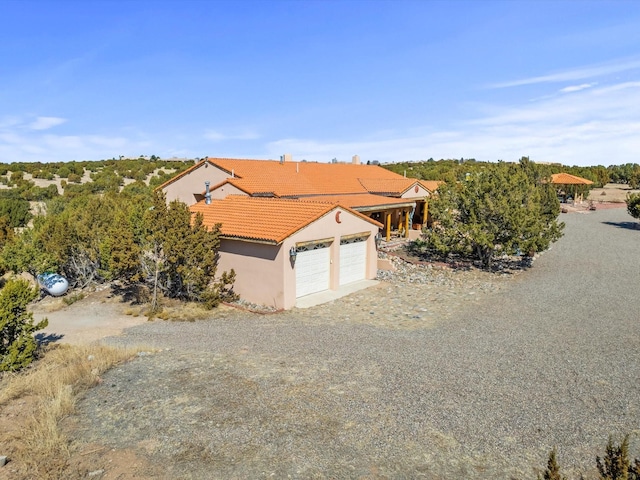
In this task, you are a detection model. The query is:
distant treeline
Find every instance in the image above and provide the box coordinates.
[0,157,193,201]
[383,157,640,189]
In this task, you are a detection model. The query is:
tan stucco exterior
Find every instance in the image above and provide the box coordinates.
[210,182,247,200]
[401,183,431,199]
[217,240,285,308]
[218,207,379,310]
[162,162,231,205]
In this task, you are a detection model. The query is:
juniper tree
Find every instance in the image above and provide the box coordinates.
[422,161,564,267]
[626,193,640,221]
[142,192,236,311]
[597,435,640,480]
[538,448,567,480]
[0,279,48,371]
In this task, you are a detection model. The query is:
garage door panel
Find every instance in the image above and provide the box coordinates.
[295,246,330,297]
[339,239,367,286]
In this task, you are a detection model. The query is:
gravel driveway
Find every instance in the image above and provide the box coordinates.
[72,207,640,479]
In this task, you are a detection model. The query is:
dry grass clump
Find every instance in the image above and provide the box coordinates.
[161,301,212,322]
[125,298,212,322]
[0,343,145,478]
[62,292,85,306]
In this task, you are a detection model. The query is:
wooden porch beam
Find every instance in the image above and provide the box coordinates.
[385,213,391,242]
[404,209,410,238]
[422,200,428,226]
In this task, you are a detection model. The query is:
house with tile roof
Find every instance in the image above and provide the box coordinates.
[159,156,437,237]
[159,155,438,308]
[191,196,382,309]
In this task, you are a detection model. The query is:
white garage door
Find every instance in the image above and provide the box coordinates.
[339,237,367,286]
[295,244,330,298]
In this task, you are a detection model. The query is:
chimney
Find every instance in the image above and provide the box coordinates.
[204,181,211,205]
[280,153,292,164]
[352,155,360,165]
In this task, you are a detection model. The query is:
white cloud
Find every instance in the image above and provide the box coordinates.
[560,83,595,93]
[2,74,639,167]
[29,116,67,130]
[0,116,22,129]
[0,128,153,163]
[489,57,640,88]
[266,80,640,166]
[203,130,260,142]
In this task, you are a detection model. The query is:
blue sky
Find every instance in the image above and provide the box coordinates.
[1,0,640,166]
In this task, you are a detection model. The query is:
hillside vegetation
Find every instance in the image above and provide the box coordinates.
[383,157,640,189]
[0,158,236,328]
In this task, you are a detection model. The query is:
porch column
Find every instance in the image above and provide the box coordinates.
[404,209,410,238]
[385,212,391,241]
[422,200,429,226]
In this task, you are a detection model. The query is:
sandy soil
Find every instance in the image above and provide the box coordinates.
[1,287,158,480]
[588,183,640,203]
[30,286,149,345]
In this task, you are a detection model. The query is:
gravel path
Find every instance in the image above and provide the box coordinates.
[71,208,640,479]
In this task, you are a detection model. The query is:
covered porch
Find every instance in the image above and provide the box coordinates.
[301,193,418,241]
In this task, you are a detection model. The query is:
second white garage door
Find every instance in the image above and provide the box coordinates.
[339,238,367,286]
[295,244,330,298]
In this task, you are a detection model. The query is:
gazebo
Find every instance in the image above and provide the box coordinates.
[551,173,594,203]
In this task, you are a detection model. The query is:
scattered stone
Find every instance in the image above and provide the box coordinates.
[0,456,7,467]
[226,298,280,314]
[87,469,104,477]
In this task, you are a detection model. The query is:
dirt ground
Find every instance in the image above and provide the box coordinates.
[587,182,640,203]
[1,288,158,480]
[30,285,149,346]
[0,188,637,479]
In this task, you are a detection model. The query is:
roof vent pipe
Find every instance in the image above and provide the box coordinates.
[231,169,234,178]
[204,181,211,205]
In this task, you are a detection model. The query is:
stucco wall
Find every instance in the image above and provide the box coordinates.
[218,240,285,309]
[211,183,247,200]
[281,208,380,309]
[219,207,380,310]
[401,184,431,199]
[162,163,231,205]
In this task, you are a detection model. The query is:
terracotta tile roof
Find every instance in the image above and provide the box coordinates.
[225,176,317,196]
[551,173,594,185]
[208,158,410,196]
[302,193,416,210]
[358,178,416,195]
[420,180,443,192]
[357,178,440,196]
[160,157,444,199]
[190,196,382,244]
[155,157,277,191]
[155,158,210,190]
